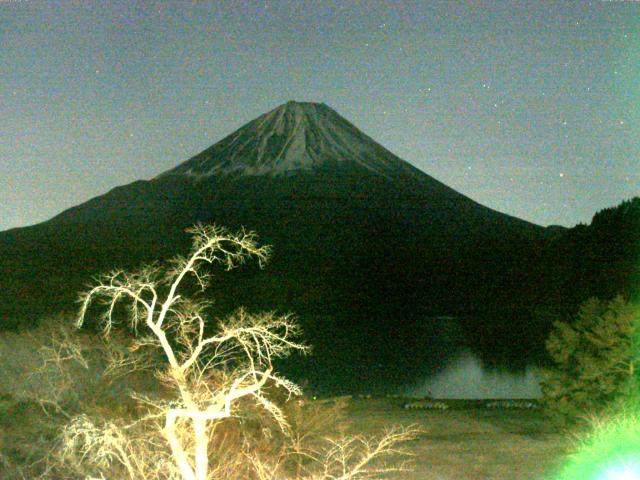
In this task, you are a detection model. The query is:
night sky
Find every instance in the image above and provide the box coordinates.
[2,0,638,232]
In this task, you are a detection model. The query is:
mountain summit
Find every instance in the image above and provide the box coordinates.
[159,101,421,179]
[0,101,554,391]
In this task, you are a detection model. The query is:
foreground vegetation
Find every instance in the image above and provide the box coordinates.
[0,386,570,480]
[0,311,633,480]
[1,224,419,479]
[538,295,640,423]
[1,217,638,479]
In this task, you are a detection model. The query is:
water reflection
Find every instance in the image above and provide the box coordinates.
[285,313,545,396]
[405,348,542,399]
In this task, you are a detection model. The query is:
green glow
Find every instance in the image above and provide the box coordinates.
[554,296,640,480]
[597,462,640,480]
[553,408,640,480]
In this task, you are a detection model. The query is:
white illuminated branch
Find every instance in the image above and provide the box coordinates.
[77,224,308,480]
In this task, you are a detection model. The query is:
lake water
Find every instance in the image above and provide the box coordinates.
[404,348,542,399]
[291,313,545,397]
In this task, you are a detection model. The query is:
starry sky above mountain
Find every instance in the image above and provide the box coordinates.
[1,0,638,231]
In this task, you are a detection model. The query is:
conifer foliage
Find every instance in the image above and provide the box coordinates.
[539,296,640,422]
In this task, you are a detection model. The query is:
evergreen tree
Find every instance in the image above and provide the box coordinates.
[539,295,640,422]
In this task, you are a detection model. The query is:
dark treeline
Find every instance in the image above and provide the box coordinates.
[466,197,639,369]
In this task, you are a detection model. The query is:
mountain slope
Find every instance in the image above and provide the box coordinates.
[159,101,426,179]
[0,101,553,391]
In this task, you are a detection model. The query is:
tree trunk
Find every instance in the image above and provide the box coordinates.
[166,411,197,480]
[193,417,209,480]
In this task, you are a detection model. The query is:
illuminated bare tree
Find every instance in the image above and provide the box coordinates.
[61,223,418,480]
[76,224,307,480]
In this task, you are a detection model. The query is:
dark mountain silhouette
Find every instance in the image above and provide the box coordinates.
[2,101,632,392]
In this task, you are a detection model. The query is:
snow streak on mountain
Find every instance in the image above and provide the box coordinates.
[159,101,423,179]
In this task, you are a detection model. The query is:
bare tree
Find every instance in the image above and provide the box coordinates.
[60,223,418,480]
[247,423,418,480]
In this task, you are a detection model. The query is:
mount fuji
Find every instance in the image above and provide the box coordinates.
[0,101,555,391]
[160,101,421,178]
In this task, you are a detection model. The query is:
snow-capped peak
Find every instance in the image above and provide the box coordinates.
[158,101,420,179]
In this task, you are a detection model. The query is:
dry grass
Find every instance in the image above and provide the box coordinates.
[0,318,571,480]
[0,392,573,480]
[345,397,571,480]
